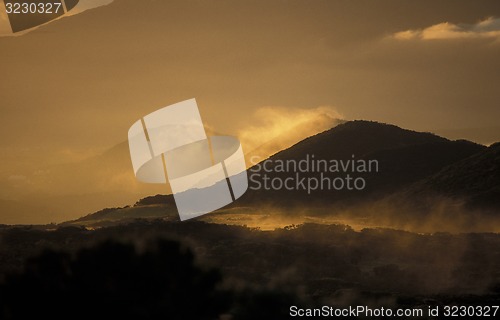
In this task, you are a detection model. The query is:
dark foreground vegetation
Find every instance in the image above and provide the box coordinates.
[0,220,499,319]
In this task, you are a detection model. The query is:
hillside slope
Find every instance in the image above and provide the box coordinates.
[71,121,492,226]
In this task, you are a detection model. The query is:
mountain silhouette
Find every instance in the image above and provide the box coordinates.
[69,120,498,226]
[240,120,485,206]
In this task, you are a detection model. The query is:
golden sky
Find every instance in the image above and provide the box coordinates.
[1,0,500,223]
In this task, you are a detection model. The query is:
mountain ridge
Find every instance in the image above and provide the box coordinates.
[68,120,498,227]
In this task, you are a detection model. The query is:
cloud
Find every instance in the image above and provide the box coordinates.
[238,106,343,162]
[392,17,500,41]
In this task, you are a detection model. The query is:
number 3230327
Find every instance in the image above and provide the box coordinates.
[5,2,63,14]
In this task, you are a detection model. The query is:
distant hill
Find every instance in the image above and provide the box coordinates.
[0,111,339,225]
[64,194,177,227]
[240,120,485,206]
[69,120,496,226]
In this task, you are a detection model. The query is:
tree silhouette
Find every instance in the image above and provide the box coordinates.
[0,239,228,320]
